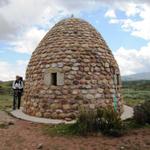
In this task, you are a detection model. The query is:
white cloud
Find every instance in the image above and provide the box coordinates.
[12,27,46,54]
[108,18,119,24]
[0,0,100,40]
[0,0,9,7]
[105,9,116,18]
[117,2,141,17]
[0,0,102,53]
[1,0,150,54]
[114,43,150,75]
[0,0,150,79]
[0,60,28,81]
[0,0,150,41]
[104,1,150,75]
[16,60,28,66]
[106,3,150,41]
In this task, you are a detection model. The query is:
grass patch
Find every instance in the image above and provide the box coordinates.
[124,99,145,107]
[0,123,8,129]
[0,81,12,111]
[122,80,150,90]
[123,118,150,132]
[0,81,12,95]
[122,89,150,107]
[122,80,150,107]
[144,124,150,128]
[42,118,150,137]
[123,118,144,130]
[43,124,76,136]
[43,107,125,137]
[0,94,12,111]
[42,105,150,137]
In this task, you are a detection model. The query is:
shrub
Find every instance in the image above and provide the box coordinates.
[0,122,9,129]
[73,107,124,136]
[97,107,124,137]
[134,105,147,125]
[72,108,98,135]
[134,100,150,125]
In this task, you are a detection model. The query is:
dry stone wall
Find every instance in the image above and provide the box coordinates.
[23,18,123,120]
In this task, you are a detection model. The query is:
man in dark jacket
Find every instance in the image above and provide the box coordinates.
[12,75,24,110]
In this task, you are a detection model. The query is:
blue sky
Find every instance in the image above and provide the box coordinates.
[0,0,150,81]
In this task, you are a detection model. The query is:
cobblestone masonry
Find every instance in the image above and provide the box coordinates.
[23,18,123,120]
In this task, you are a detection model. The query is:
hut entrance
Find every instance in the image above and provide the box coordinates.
[51,73,57,86]
[44,68,64,86]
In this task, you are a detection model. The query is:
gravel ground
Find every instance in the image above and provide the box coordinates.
[0,111,150,150]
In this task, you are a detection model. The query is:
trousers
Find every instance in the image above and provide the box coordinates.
[13,89,22,110]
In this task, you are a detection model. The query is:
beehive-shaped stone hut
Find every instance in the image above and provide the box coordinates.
[23,18,123,120]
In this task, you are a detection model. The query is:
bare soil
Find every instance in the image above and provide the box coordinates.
[0,111,150,150]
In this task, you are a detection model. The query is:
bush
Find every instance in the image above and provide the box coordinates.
[73,107,124,136]
[97,107,124,136]
[134,100,150,125]
[71,109,98,135]
[134,105,147,125]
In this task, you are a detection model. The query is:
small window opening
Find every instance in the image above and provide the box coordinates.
[116,74,120,85]
[74,31,78,34]
[51,73,57,86]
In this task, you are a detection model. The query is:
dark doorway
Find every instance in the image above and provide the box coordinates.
[51,73,57,86]
[116,74,120,85]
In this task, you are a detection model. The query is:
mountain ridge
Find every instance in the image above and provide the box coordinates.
[122,72,150,81]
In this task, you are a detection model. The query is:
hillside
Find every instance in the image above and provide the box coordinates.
[122,80,150,106]
[122,80,150,90]
[122,72,150,81]
[0,80,150,108]
[0,81,13,95]
[0,81,13,110]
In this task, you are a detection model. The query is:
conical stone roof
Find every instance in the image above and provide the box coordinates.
[23,18,123,120]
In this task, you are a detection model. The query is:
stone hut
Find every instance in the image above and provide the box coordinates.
[23,18,123,120]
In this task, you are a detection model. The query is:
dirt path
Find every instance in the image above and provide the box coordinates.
[0,111,15,123]
[0,111,150,150]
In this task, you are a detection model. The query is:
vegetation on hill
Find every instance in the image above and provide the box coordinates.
[0,81,13,110]
[122,80,150,90]
[122,72,150,81]
[0,81,13,95]
[0,80,150,138]
[122,80,150,106]
[43,103,150,137]
[44,107,125,137]
[0,80,150,110]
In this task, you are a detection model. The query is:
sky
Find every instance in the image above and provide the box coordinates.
[0,0,150,81]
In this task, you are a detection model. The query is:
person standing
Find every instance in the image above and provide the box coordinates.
[12,75,24,110]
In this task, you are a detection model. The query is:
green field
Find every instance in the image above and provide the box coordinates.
[0,81,13,111]
[0,94,12,111]
[122,80,150,106]
[0,80,150,111]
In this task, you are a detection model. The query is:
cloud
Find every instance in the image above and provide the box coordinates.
[0,14,17,40]
[0,0,150,79]
[0,0,9,7]
[0,60,28,81]
[0,0,102,53]
[105,9,116,18]
[114,42,150,75]
[11,27,46,54]
[105,2,150,41]
[104,1,150,75]
[0,0,100,41]
[1,0,150,53]
[1,0,150,40]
